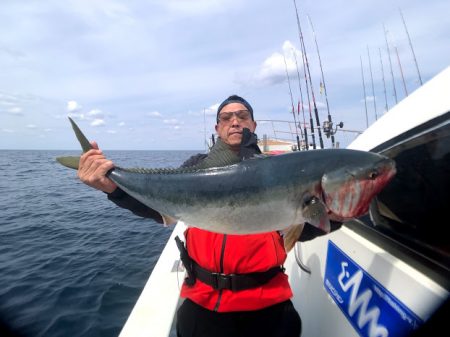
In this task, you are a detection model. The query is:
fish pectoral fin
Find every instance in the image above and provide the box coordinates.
[282,224,305,253]
[307,214,331,234]
[302,197,331,233]
[161,214,178,227]
[56,156,81,170]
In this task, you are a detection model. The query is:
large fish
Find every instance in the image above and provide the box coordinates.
[57,118,396,250]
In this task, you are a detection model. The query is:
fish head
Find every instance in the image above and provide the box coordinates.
[321,154,396,221]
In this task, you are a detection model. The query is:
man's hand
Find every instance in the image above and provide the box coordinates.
[77,141,117,194]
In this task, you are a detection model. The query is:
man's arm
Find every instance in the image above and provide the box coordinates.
[107,153,210,222]
[107,188,164,223]
[77,141,164,222]
[78,141,210,223]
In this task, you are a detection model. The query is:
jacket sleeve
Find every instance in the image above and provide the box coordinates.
[106,153,208,222]
[107,187,164,223]
[298,221,342,242]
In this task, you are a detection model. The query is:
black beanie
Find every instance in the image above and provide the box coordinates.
[216,95,254,123]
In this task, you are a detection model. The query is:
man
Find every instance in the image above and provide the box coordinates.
[78,95,337,336]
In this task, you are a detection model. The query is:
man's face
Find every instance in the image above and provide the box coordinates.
[215,102,257,150]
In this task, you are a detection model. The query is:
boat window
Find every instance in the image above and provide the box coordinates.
[362,112,450,276]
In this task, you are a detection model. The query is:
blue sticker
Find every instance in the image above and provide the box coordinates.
[324,241,422,337]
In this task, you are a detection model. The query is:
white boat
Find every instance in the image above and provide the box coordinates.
[119,66,449,337]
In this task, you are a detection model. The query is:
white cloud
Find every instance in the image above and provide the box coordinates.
[87,109,104,117]
[206,103,219,115]
[147,111,162,117]
[188,103,218,117]
[255,40,303,85]
[1,0,448,150]
[26,124,37,129]
[91,118,105,127]
[164,0,241,16]
[163,118,181,125]
[67,100,82,112]
[7,106,22,115]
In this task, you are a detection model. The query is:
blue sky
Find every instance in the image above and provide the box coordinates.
[1,0,449,150]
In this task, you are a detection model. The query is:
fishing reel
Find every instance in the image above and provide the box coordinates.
[323,120,344,138]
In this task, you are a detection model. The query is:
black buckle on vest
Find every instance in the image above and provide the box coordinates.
[175,235,284,291]
[211,273,235,291]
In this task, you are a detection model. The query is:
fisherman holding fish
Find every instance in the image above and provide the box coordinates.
[72,95,394,337]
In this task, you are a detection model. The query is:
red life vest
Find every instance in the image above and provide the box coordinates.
[180,227,293,312]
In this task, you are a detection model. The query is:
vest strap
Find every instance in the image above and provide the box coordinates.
[175,236,284,291]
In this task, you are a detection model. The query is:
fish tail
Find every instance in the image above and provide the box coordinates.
[56,156,81,169]
[56,117,93,170]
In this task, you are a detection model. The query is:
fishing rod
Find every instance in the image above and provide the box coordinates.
[393,41,408,97]
[293,0,324,149]
[400,9,423,86]
[379,47,389,113]
[360,55,369,128]
[307,14,336,148]
[384,24,398,105]
[292,1,315,149]
[386,27,408,97]
[367,46,378,120]
[292,48,309,150]
[283,54,302,150]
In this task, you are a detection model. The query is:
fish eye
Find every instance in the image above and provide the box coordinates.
[302,194,319,207]
[368,170,379,180]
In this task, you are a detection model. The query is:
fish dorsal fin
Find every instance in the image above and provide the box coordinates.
[117,138,241,174]
[193,138,241,169]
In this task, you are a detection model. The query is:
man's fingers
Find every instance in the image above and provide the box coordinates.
[98,160,115,175]
[90,141,99,150]
[79,149,103,167]
[80,153,106,171]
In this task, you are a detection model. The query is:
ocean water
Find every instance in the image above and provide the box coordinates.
[0,150,200,337]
